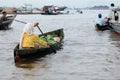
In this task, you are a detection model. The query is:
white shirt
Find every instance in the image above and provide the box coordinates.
[95,18,106,26]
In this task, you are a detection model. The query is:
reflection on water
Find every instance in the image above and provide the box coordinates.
[15,62,36,69]
[0,10,120,80]
[109,31,120,47]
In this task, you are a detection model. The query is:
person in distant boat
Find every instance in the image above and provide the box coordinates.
[19,22,50,49]
[95,14,113,31]
[95,13,106,30]
[48,8,52,14]
[76,10,82,14]
[114,11,119,21]
[52,7,56,13]
[0,11,7,22]
[96,14,106,26]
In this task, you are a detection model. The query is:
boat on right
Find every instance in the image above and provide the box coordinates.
[109,3,120,35]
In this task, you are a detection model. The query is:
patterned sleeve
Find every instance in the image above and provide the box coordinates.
[33,34,48,46]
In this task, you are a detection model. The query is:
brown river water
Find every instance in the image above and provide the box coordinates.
[0,10,120,80]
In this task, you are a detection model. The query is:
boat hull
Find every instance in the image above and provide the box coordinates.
[41,13,59,15]
[95,24,112,31]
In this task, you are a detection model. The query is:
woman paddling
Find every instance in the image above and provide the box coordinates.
[19,22,50,49]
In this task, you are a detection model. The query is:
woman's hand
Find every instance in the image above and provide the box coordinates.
[34,22,39,27]
[47,42,51,46]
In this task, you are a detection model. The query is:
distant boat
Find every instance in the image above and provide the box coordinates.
[0,15,16,30]
[40,6,58,15]
[56,6,67,11]
[76,10,83,14]
[40,6,67,15]
[41,12,59,15]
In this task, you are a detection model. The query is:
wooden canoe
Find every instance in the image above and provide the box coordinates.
[14,28,64,62]
[0,15,16,30]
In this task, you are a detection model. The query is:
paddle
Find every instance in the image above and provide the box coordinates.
[37,26,56,53]
[14,19,56,53]
[15,19,27,24]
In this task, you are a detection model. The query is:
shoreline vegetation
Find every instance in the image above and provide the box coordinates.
[0,5,109,14]
[88,5,109,10]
